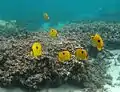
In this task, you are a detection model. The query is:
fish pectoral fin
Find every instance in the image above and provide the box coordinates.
[79,58,82,61]
[102,47,104,50]
[97,47,102,51]
[58,58,61,62]
[85,56,88,60]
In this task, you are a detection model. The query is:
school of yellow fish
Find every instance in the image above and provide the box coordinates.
[30,13,104,63]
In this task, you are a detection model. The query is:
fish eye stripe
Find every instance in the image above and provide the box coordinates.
[98,40,100,42]
[36,46,38,49]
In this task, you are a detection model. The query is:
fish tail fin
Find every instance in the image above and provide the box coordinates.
[91,36,94,39]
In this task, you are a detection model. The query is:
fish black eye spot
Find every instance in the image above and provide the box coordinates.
[98,40,100,42]
[82,51,84,54]
[36,46,38,49]
[63,52,65,55]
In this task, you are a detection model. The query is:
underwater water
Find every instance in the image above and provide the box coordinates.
[0,0,119,29]
[0,0,120,92]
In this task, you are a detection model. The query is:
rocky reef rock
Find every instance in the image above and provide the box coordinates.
[117,54,120,63]
[0,20,28,38]
[62,21,120,50]
[0,21,118,91]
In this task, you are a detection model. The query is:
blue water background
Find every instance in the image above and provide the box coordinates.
[0,0,119,30]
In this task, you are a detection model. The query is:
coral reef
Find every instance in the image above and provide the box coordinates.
[0,21,119,91]
[62,21,120,50]
[0,20,27,38]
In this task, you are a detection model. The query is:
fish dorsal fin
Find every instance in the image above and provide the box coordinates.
[95,33,101,37]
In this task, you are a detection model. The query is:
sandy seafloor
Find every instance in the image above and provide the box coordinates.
[103,50,120,92]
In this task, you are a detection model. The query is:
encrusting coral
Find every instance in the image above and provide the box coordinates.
[0,21,119,91]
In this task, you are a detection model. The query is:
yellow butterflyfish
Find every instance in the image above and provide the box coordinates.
[31,42,42,58]
[43,13,49,21]
[58,50,71,62]
[75,48,88,60]
[91,33,104,51]
[49,28,58,38]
